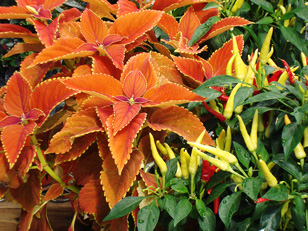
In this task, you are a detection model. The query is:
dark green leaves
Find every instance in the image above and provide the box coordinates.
[262,185,289,201]
[196,75,244,88]
[280,26,308,57]
[260,205,282,231]
[188,16,220,46]
[250,0,273,12]
[242,177,263,201]
[103,196,146,221]
[196,199,216,231]
[233,142,250,168]
[219,191,242,228]
[174,199,192,226]
[137,202,160,231]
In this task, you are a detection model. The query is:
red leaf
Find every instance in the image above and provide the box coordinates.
[123,69,147,98]
[81,9,108,44]
[100,150,144,207]
[147,106,215,146]
[58,8,82,23]
[30,78,77,126]
[0,24,38,43]
[14,145,36,177]
[72,144,103,186]
[78,179,110,225]
[140,169,158,188]
[43,183,64,201]
[96,106,114,130]
[2,122,36,168]
[107,113,146,174]
[0,6,30,19]
[118,0,138,16]
[208,35,244,76]
[109,10,163,45]
[29,204,53,231]
[97,43,126,70]
[42,0,67,11]
[32,17,59,47]
[157,13,178,40]
[2,42,44,59]
[0,152,23,189]
[92,55,122,80]
[110,215,129,231]
[0,116,21,127]
[46,109,102,154]
[113,102,141,135]
[10,170,41,211]
[55,133,97,164]
[178,7,200,41]
[18,208,34,231]
[4,72,31,117]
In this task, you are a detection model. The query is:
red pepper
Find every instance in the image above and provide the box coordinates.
[202,101,226,122]
[218,94,229,101]
[269,70,284,82]
[280,59,295,84]
[214,197,219,214]
[254,198,271,203]
[211,87,229,101]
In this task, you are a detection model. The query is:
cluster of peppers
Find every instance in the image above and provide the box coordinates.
[203,27,308,124]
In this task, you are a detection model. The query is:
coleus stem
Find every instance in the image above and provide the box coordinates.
[30,134,80,194]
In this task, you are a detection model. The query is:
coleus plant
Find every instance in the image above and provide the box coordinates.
[0,0,252,230]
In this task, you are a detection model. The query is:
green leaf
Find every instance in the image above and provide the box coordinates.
[202,2,220,10]
[196,200,216,231]
[280,26,308,57]
[233,87,255,109]
[197,75,245,89]
[260,205,282,231]
[262,185,289,201]
[163,195,176,219]
[250,0,273,12]
[242,177,263,201]
[272,154,301,180]
[206,183,231,205]
[193,87,222,100]
[294,7,308,21]
[171,183,189,194]
[219,191,242,228]
[166,158,178,183]
[103,196,146,221]
[256,139,269,162]
[174,199,192,226]
[281,122,305,160]
[255,17,273,24]
[188,16,220,46]
[137,202,160,231]
[206,171,232,190]
[291,195,306,231]
[241,92,284,105]
[233,142,251,168]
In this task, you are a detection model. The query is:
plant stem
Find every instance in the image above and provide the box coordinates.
[31,135,80,194]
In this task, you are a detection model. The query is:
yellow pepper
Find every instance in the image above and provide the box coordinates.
[259,159,278,187]
[284,115,307,159]
[232,35,247,80]
[156,140,168,155]
[149,133,167,176]
[187,142,238,165]
[265,111,274,139]
[224,83,242,119]
[250,110,258,151]
[237,115,256,153]
[226,53,236,76]
[180,148,190,180]
[224,126,232,153]
[303,127,308,148]
[164,143,182,178]
[216,129,225,150]
[231,0,244,15]
[259,27,273,65]
[231,174,243,190]
[244,49,258,84]
[195,149,232,172]
[209,99,220,113]
[301,52,307,67]
[189,130,206,177]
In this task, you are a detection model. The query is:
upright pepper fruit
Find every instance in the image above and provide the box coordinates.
[149,133,167,178]
[164,143,182,178]
[223,83,242,119]
[259,27,273,66]
[259,159,278,187]
[180,148,190,180]
[237,115,256,153]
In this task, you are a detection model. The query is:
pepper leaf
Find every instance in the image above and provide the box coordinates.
[196,199,216,231]
[260,205,282,231]
[262,185,289,201]
[174,199,192,226]
[219,191,242,228]
[137,201,160,231]
[242,177,263,201]
[233,142,250,169]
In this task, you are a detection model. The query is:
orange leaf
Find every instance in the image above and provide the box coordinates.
[72,146,103,186]
[32,17,59,47]
[78,179,110,225]
[4,72,31,117]
[179,7,200,41]
[157,13,178,40]
[43,183,64,201]
[96,106,114,130]
[10,170,41,211]
[20,53,52,88]
[139,169,158,188]
[97,132,111,160]
[143,83,205,106]
[62,74,123,100]
[14,145,36,177]
[173,55,205,83]
[123,69,147,98]
[147,106,215,146]
[110,215,129,231]
[163,0,218,12]
[81,9,108,44]
[107,113,146,174]
[58,8,82,23]
[199,17,252,42]
[58,21,84,39]
[2,123,36,168]
[31,37,89,66]
[192,4,219,23]
[29,204,53,231]
[42,0,67,11]
[92,55,122,80]
[118,0,138,17]
[30,78,77,126]
[122,53,157,90]
[2,42,44,59]
[18,208,34,231]
[101,150,144,207]
[0,24,39,43]
[0,151,23,189]
[152,0,179,11]
[208,35,244,76]
[109,10,163,45]
[46,109,102,154]
[113,102,140,135]
[0,6,30,19]
[55,133,97,164]
[97,43,126,70]
[196,56,213,79]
